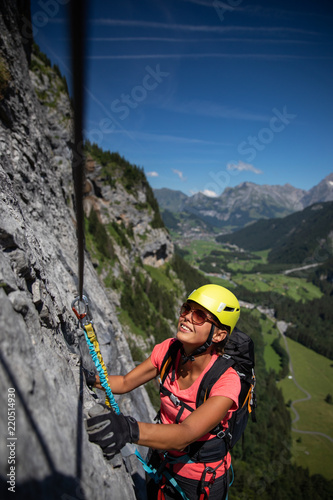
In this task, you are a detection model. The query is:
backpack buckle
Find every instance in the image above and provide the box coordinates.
[222,353,231,360]
[216,429,226,439]
[169,393,181,406]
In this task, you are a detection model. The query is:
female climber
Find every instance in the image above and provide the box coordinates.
[85,284,241,500]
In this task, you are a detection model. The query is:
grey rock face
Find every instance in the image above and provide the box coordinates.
[0,3,155,499]
[300,172,333,207]
[84,161,174,268]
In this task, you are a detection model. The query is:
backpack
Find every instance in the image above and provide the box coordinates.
[159,328,256,460]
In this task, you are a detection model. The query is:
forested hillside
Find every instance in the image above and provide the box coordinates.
[216,201,333,264]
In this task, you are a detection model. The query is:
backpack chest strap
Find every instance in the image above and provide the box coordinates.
[160,384,195,423]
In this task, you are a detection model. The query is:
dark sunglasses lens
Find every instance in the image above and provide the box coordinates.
[180,303,191,316]
[191,309,207,325]
[179,303,209,325]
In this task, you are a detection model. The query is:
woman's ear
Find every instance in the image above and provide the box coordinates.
[212,329,228,344]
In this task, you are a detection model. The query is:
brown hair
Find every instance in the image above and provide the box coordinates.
[212,322,230,356]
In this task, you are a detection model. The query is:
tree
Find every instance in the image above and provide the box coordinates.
[325,394,333,405]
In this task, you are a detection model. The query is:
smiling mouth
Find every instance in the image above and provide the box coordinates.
[180,323,192,332]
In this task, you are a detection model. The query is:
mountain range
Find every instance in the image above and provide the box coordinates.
[154,174,333,236]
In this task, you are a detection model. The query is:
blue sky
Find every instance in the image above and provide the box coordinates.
[31,0,333,196]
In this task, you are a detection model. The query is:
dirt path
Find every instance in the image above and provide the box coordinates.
[283,263,320,275]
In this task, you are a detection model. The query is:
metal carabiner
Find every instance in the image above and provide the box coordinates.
[71,295,92,325]
[200,466,216,495]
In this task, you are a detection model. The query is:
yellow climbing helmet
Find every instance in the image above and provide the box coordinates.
[187,284,240,334]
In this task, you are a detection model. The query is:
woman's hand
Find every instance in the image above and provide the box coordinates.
[86,404,139,459]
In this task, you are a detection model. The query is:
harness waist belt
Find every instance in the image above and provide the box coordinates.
[185,436,228,463]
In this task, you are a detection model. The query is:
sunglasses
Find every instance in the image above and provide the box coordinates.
[179,302,218,326]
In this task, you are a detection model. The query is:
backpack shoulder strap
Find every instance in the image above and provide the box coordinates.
[159,339,193,424]
[160,339,182,384]
[196,354,235,408]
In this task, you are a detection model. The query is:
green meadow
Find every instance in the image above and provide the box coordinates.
[180,239,224,263]
[239,309,333,480]
[278,337,333,479]
[255,311,281,373]
[258,311,333,479]
[181,240,323,302]
[233,272,323,301]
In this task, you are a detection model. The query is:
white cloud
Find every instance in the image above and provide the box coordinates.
[146,171,159,177]
[91,19,313,37]
[201,189,219,197]
[111,129,225,146]
[172,169,186,181]
[88,52,313,62]
[164,100,269,122]
[227,161,263,174]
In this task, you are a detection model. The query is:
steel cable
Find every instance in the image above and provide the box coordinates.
[69,0,87,299]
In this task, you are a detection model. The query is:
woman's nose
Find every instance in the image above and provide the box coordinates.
[184,310,192,322]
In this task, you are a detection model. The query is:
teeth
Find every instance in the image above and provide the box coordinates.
[182,324,191,331]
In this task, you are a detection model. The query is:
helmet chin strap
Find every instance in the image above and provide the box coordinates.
[181,323,215,364]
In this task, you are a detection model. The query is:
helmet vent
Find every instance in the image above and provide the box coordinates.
[217,302,226,313]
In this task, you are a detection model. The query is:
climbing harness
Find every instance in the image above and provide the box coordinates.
[136,448,231,500]
[72,295,120,414]
[136,450,192,500]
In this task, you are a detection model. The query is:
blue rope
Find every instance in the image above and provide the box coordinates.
[135,450,190,500]
[225,462,234,500]
[83,330,120,415]
[135,449,163,483]
[229,462,234,487]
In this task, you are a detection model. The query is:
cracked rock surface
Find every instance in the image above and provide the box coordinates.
[0,3,156,499]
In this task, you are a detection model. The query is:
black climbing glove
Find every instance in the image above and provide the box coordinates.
[82,366,96,388]
[86,404,140,459]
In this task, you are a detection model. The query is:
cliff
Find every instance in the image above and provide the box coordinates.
[0,2,167,499]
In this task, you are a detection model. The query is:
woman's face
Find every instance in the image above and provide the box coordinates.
[176,302,217,350]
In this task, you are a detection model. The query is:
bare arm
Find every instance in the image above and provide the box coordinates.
[137,395,234,451]
[95,356,159,393]
[93,354,234,451]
